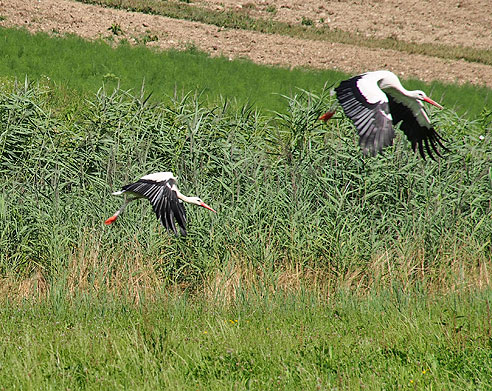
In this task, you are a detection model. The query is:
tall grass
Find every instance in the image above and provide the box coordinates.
[1,289,492,389]
[0,80,490,294]
[1,26,491,390]
[0,26,490,119]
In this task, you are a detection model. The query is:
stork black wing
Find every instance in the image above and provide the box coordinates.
[122,179,187,236]
[335,75,395,156]
[386,92,447,160]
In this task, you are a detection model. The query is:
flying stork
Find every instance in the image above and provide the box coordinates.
[319,70,447,159]
[104,172,216,236]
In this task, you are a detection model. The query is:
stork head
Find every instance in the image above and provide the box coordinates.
[188,197,217,213]
[413,90,444,109]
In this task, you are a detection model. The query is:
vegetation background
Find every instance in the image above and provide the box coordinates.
[0,0,491,387]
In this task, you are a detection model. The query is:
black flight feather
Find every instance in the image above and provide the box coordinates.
[335,75,395,156]
[121,178,188,236]
[386,94,447,160]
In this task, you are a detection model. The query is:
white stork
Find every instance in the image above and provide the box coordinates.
[104,172,216,236]
[319,70,447,160]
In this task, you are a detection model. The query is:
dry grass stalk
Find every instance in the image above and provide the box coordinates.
[0,238,490,304]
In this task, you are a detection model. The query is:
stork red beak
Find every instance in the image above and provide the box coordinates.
[200,202,216,213]
[319,111,336,122]
[423,97,444,109]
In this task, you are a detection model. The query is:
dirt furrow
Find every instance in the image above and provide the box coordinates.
[1,0,491,88]
[193,0,492,50]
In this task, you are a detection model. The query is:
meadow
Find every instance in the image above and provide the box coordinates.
[0,26,491,389]
[0,27,491,118]
[2,291,492,389]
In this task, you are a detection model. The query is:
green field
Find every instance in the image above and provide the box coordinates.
[0,25,492,389]
[2,291,492,389]
[0,27,491,118]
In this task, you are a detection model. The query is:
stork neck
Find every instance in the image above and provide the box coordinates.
[378,74,409,96]
[174,189,195,204]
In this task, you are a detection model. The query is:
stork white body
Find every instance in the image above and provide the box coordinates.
[105,172,216,236]
[320,70,446,159]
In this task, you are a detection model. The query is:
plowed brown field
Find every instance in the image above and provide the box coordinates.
[1,0,491,87]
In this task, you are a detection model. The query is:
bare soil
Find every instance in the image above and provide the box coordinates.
[196,0,492,50]
[0,0,491,88]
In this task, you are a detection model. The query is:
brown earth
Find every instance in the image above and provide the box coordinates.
[0,0,491,87]
[195,0,492,50]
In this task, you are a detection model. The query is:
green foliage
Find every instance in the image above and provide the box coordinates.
[1,290,492,389]
[0,26,346,116]
[0,30,490,390]
[0,17,490,390]
[0,81,490,281]
[108,22,123,36]
[301,17,314,26]
[0,26,490,119]
[140,31,159,44]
